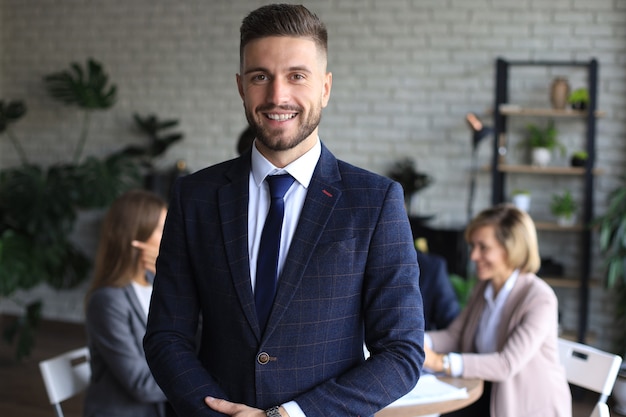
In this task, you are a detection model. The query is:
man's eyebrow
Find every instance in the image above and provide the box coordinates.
[243,65,312,75]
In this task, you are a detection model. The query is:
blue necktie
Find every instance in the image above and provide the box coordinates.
[255,174,295,331]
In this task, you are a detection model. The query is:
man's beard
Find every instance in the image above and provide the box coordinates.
[245,104,321,152]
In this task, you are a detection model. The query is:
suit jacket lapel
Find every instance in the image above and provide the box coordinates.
[265,145,342,336]
[123,285,146,329]
[219,154,260,336]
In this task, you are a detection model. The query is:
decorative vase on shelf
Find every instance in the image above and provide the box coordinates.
[550,77,570,110]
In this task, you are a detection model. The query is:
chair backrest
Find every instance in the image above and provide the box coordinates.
[38,346,91,417]
[558,338,622,404]
[590,402,610,417]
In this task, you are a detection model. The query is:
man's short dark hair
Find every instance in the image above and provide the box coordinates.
[239,4,328,67]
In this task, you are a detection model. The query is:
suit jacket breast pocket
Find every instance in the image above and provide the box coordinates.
[312,235,358,277]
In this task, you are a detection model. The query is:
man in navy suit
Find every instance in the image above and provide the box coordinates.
[144,4,424,417]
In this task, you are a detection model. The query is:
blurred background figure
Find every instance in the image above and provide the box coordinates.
[423,204,570,417]
[83,189,169,417]
[417,250,460,330]
[236,125,255,155]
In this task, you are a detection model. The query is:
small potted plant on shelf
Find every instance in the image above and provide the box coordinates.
[522,120,566,167]
[550,190,577,226]
[511,189,531,212]
[570,150,588,167]
[568,88,589,110]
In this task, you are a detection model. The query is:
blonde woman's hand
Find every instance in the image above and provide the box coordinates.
[131,240,159,274]
[423,344,444,373]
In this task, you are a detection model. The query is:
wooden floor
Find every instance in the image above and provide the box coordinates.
[0,316,87,417]
[0,315,620,417]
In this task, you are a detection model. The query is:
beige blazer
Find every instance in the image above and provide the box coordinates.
[428,273,572,417]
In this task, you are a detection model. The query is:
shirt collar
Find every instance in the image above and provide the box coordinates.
[251,137,321,189]
[484,269,519,304]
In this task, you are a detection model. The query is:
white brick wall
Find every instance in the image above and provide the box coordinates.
[1,0,625,351]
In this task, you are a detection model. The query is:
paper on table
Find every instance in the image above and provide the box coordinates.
[386,374,469,407]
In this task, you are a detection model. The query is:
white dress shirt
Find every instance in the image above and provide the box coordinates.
[248,138,321,417]
[425,270,519,377]
[131,280,153,318]
[448,270,519,376]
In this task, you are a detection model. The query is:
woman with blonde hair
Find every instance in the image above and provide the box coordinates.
[424,203,571,417]
[84,189,169,417]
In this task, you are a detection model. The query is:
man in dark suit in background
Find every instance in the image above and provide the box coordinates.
[417,251,460,330]
[144,4,424,417]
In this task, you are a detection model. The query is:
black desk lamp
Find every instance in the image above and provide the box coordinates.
[465,113,492,222]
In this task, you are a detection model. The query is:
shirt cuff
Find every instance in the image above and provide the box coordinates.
[449,352,463,377]
[283,401,306,417]
[424,333,432,349]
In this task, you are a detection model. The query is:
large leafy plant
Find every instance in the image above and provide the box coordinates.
[594,177,626,358]
[0,59,159,360]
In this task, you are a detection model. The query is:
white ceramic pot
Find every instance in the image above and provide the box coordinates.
[532,147,552,167]
[512,194,531,212]
[556,215,576,227]
[614,371,626,416]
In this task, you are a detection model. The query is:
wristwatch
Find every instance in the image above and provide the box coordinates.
[442,353,451,376]
[266,406,281,417]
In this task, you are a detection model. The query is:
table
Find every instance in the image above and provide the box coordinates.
[375,377,484,417]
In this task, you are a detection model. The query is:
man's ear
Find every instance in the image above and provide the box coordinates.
[236,73,245,100]
[322,72,332,108]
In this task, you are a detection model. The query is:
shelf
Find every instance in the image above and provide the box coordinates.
[492,58,601,344]
[487,164,604,175]
[543,277,581,288]
[534,221,586,232]
[498,105,606,118]
[543,277,600,288]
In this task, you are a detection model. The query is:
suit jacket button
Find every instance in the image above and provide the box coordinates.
[257,352,270,365]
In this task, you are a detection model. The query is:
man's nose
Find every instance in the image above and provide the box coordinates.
[266,78,289,104]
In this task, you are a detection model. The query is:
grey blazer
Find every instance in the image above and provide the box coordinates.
[84,283,167,417]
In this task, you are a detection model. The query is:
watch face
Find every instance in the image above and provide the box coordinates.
[266,406,281,417]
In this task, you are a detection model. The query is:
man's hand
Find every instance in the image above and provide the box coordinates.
[204,397,267,416]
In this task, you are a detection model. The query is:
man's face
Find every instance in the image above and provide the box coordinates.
[237,36,332,155]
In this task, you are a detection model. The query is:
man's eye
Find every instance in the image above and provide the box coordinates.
[252,74,267,82]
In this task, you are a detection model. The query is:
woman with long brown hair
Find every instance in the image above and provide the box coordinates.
[84,189,169,417]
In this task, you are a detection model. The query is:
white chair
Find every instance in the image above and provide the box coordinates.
[38,346,91,417]
[558,338,622,417]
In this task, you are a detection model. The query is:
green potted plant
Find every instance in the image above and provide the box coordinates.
[521,120,566,167]
[449,274,476,308]
[550,190,577,226]
[570,150,588,167]
[511,189,531,212]
[568,88,589,110]
[0,58,183,360]
[593,176,626,412]
[0,59,138,360]
[387,158,433,214]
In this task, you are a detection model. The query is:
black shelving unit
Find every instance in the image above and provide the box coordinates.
[491,57,599,343]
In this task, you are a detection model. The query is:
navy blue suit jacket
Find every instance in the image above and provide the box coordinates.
[144,144,424,417]
[416,251,460,331]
